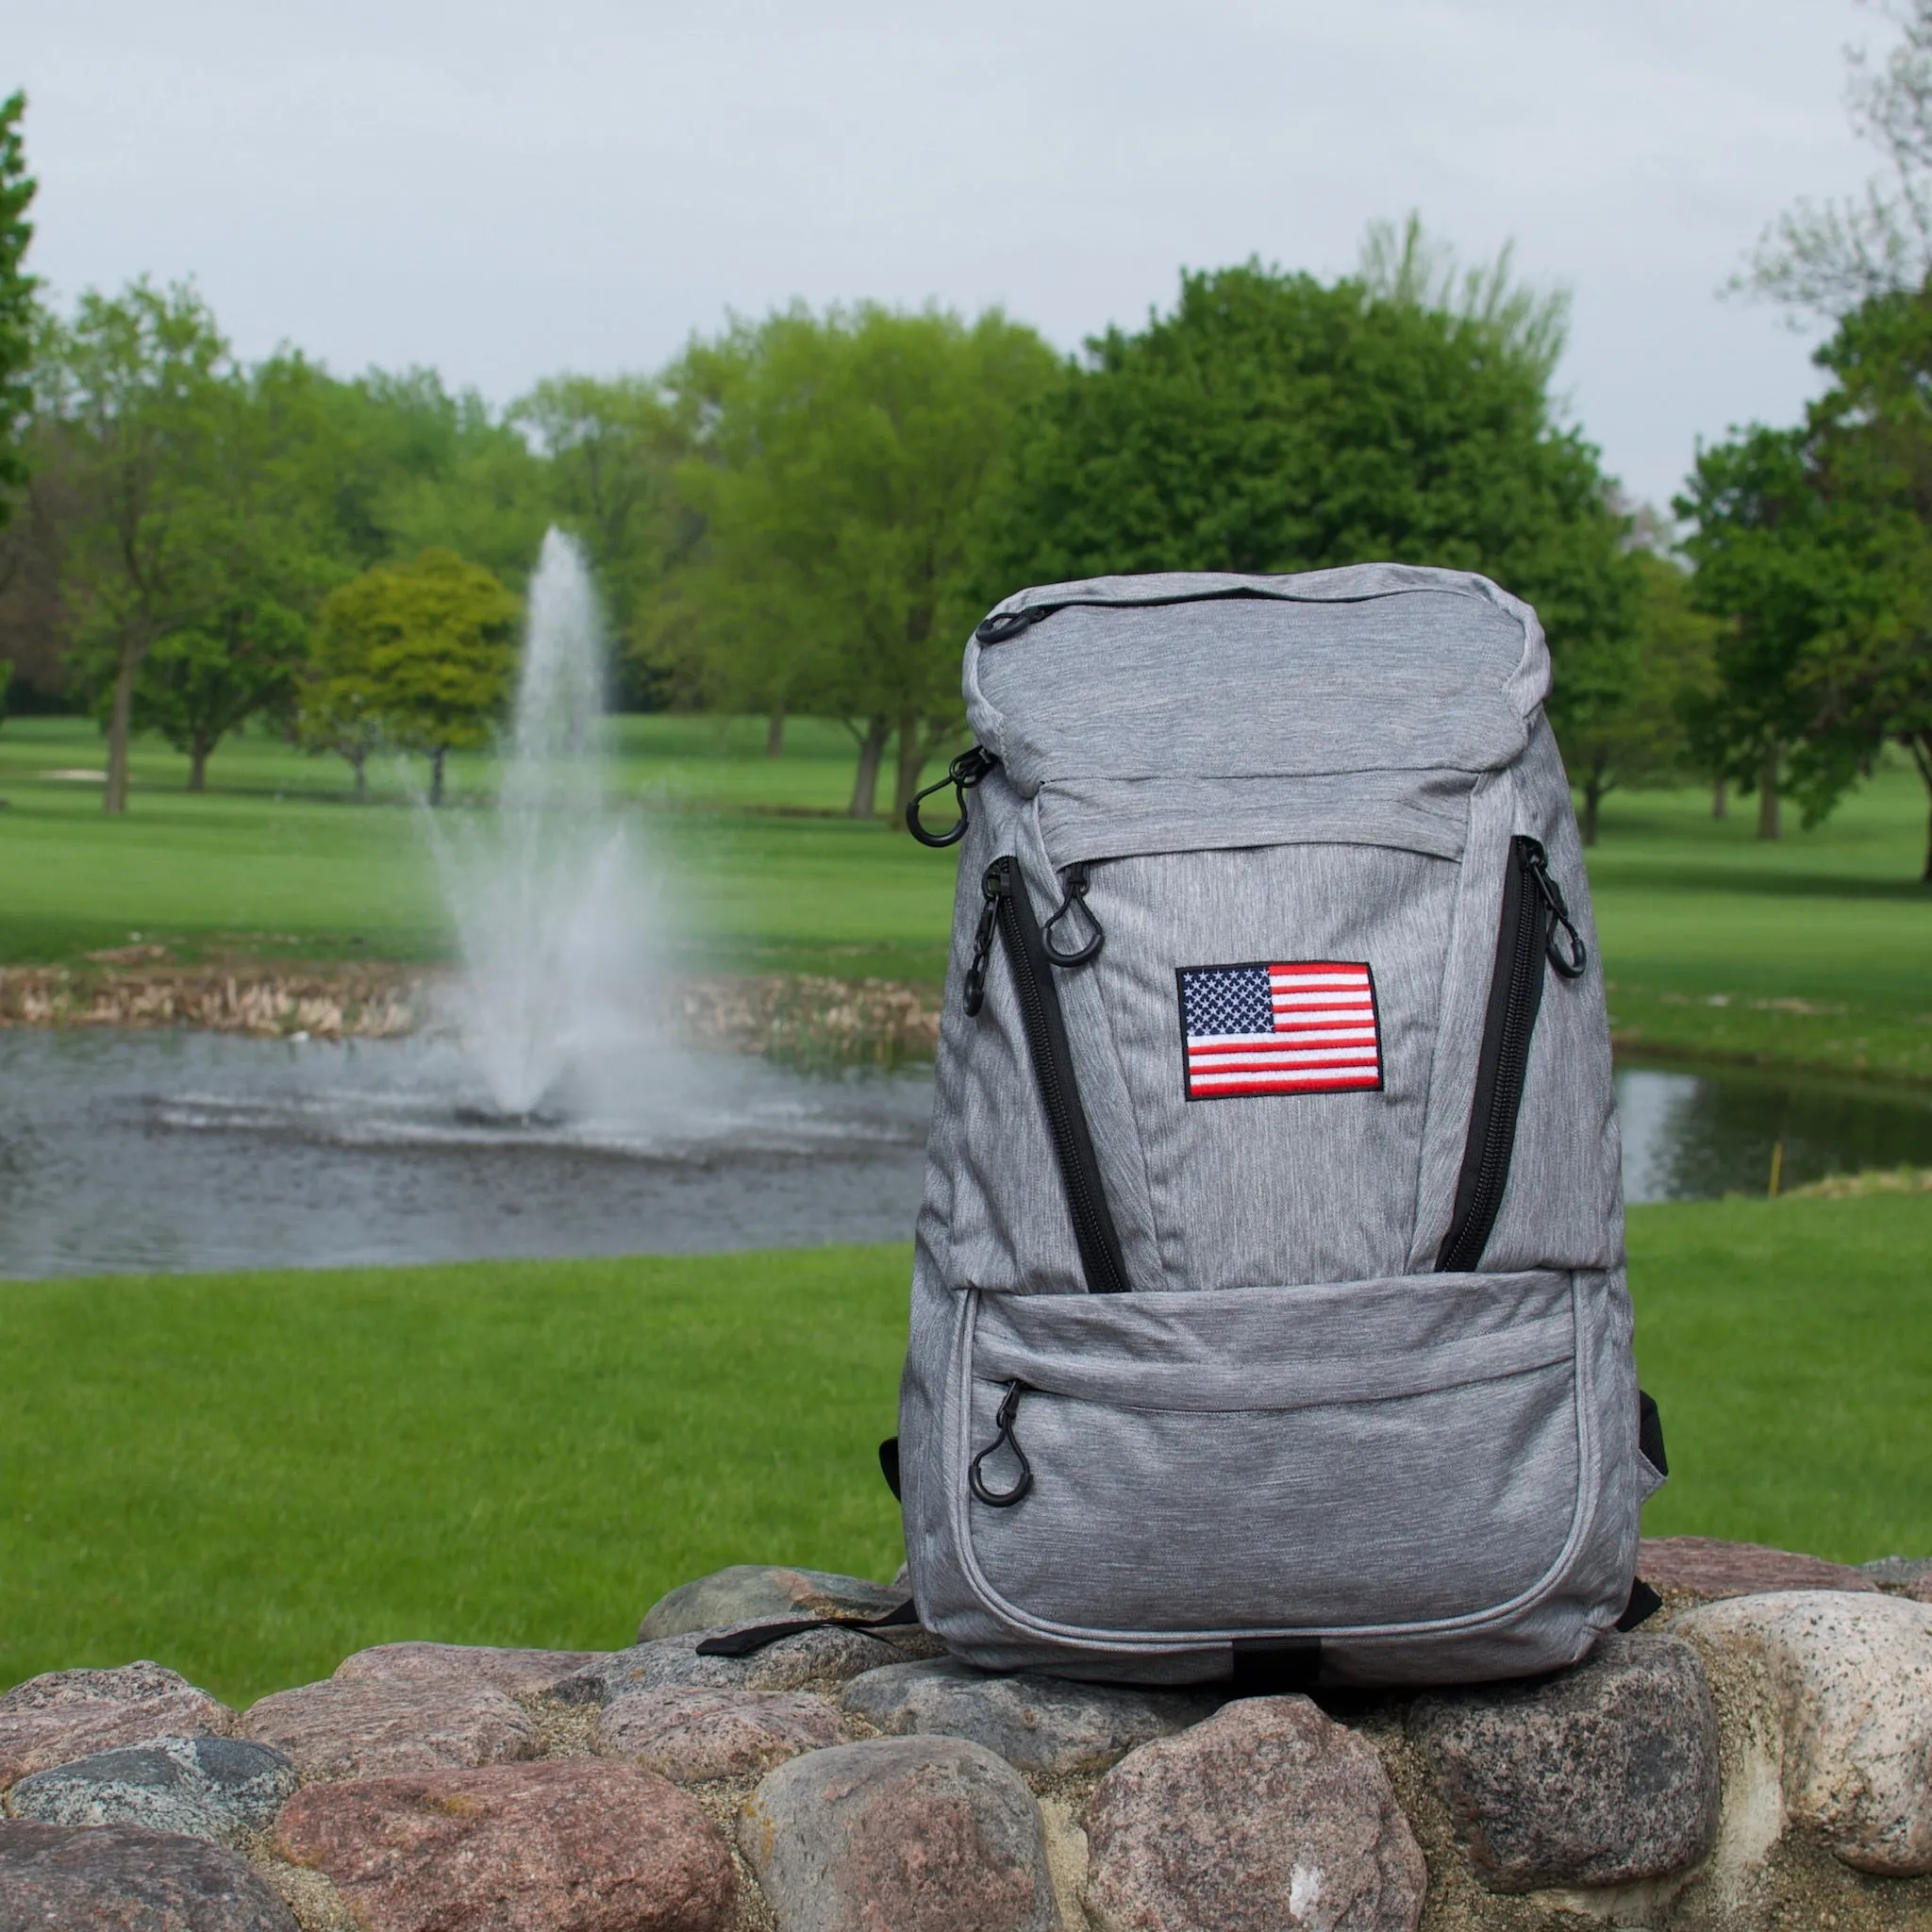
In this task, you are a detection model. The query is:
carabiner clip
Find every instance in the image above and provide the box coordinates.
[1525,847,1588,979]
[907,745,999,847]
[968,1381,1034,1507]
[1041,863,1104,966]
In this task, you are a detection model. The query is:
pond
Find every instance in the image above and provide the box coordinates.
[1,1031,1927,1277]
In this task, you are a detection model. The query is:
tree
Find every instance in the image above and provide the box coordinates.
[313,548,518,804]
[654,305,1059,819]
[513,374,691,701]
[1746,1,1932,317]
[1676,428,1846,841]
[1554,550,1721,843]
[133,592,308,790]
[1803,287,1932,877]
[0,91,37,529]
[46,282,235,812]
[973,238,1637,745]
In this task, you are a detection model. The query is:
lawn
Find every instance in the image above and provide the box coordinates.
[1,715,1927,1076]
[0,1194,1924,1707]
[0,716,961,983]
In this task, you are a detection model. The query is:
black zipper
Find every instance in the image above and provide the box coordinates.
[1437,836,1586,1274]
[974,583,1438,642]
[979,856,1130,1294]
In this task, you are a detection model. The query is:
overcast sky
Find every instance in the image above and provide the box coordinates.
[9,0,1890,512]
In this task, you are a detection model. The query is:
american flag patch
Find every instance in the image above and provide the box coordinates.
[1176,960,1383,1100]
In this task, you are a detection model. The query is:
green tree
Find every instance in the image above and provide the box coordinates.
[47,281,236,812]
[656,305,1059,818]
[1676,427,1847,841]
[513,375,691,698]
[974,242,1637,748]
[313,548,519,804]
[1556,549,1721,843]
[1802,287,1932,878]
[0,91,38,530]
[133,593,309,791]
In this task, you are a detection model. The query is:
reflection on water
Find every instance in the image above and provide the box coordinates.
[0,1029,932,1279]
[1617,1062,1932,1204]
[4,1032,1929,1278]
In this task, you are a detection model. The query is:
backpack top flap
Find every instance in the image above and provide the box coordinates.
[964,564,1550,794]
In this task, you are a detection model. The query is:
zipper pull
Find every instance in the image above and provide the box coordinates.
[1524,842,1588,979]
[962,861,1008,1016]
[1041,862,1105,966]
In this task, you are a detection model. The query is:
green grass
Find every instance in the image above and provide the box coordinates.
[1591,769,1932,1084]
[0,1245,910,1707]
[0,716,961,982]
[0,1196,1925,1707]
[1628,1191,1932,1564]
[3,716,1928,1071]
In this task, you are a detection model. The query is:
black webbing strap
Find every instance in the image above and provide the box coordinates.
[1616,1578,1663,1631]
[1230,1638,1323,1694]
[694,1599,921,1659]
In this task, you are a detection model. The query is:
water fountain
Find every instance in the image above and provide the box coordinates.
[430,527,664,1120]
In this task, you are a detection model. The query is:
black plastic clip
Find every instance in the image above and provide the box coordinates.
[968,1381,1033,1507]
[907,744,999,847]
[974,606,1051,644]
[1041,862,1104,966]
[1525,844,1588,978]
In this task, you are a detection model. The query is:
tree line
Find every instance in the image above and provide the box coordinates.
[2,60,1930,874]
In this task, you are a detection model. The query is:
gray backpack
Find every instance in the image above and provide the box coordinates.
[890,565,1667,1690]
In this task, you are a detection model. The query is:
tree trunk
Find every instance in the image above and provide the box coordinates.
[349,751,367,802]
[1908,733,1932,884]
[766,712,785,758]
[1756,752,1781,841]
[1711,776,1727,820]
[847,717,889,819]
[1580,774,1604,847]
[891,711,931,829]
[104,650,140,816]
[188,737,210,793]
[430,745,447,808]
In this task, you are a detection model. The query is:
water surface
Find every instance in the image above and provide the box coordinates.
[3,1032,1926,1278]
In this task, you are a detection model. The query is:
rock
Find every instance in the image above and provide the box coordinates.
[1084,1694,1424,1932]
[333,1641,608,1699]
[1407,1631,1721,1890]
[551,1624,900,1706]
[242,1675,535,1780]
[840,1656,1217,1775]
[0,1662,233,1790]
[639,1565,906,1643]
[1862,1556,1932,1591]
[738,1735,1057,1932]
[599,1686,847,1782]
[1640,1535,1878,1600]
[275,1757,734,1932]
[1674,1589,1932,1876]
[6,1735,296,1845]
[0,1819,298,1930]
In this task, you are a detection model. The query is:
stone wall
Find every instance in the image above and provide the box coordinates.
[2,1542,1928,1931]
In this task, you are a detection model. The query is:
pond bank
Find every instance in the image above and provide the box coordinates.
[8,959,1932,1092]
[0,965,942,1066]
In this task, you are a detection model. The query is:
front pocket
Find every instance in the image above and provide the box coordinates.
[952,1272,1586,1637]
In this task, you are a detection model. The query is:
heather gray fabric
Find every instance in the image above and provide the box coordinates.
[900,565,1645,1687]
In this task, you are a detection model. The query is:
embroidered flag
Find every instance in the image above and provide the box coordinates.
[1176,960,1383,1100]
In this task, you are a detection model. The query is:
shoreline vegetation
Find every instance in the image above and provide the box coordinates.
[4,955,1929,1091]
